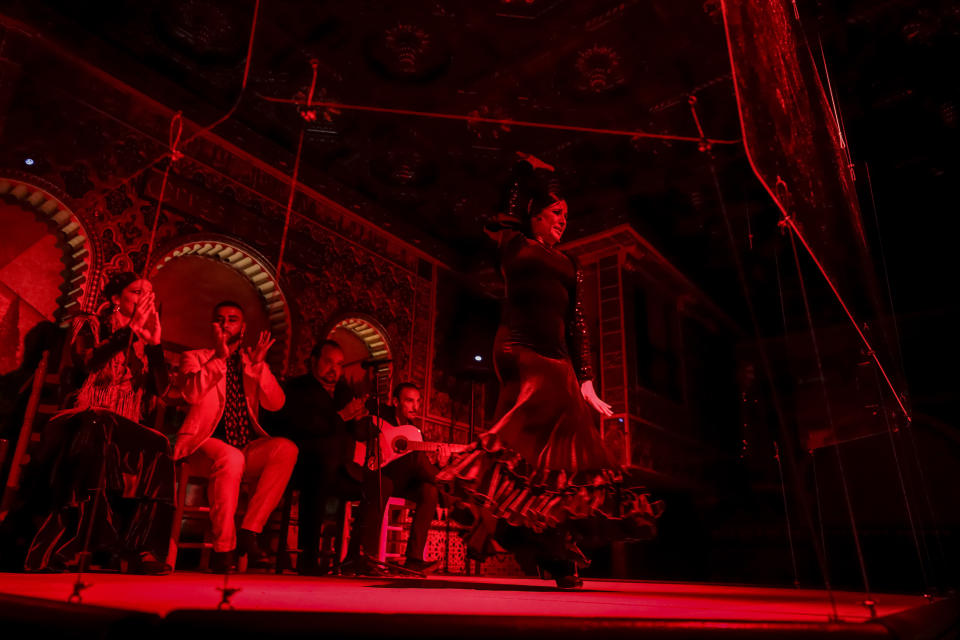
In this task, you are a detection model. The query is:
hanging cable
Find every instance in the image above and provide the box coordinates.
[861,162,943,554]
[68,109,182,597]
[773,250,805,589]
[778,239,837,612]
[773,441,801,587]
[256,93,741,146]
[87,0,262,221]
[809,447,833,600]
[275,130,305,279]
[816,36,854,181]
[719,0,911,429]
[275,59,318,280]
[873,362,932,592]
[140,112,183,277]
[900,410,948,584]
[780,215,911,423]
[787,224,874,606]
[717,166,838,619]
[691,91,838,617]
[863,163,907,390]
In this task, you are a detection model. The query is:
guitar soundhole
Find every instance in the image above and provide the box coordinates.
[394,437,408,453]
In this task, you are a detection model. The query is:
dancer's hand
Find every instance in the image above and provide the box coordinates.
[139,304,162,345]
[212,323,230,360]
[516,151,555,172]
[130,290,161,345]
[244,330,275,364]
[581,380,613,416]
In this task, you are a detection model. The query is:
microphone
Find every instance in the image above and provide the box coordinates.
[360,357,393,369]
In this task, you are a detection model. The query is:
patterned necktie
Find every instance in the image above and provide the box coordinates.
[221,351,250,449]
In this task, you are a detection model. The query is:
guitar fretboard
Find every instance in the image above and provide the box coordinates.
[404,441,469,453]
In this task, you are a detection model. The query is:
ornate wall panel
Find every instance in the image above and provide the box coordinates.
[0,31,443,406]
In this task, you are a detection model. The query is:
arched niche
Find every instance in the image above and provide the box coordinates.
[148,236,290,371]
[325,314,394,402]
[0,173,94,374]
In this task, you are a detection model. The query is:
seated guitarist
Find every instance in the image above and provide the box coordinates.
[269,339,367,575]
[350,382,448,575]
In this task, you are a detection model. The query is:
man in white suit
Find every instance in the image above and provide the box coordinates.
[174,300,297,572]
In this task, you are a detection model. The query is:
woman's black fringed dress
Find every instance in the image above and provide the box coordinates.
[437,229,662,571]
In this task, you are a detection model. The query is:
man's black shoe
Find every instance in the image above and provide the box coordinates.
[344,555,393,577]
[358,559,394,577]
[297,556,331,576]
[403,558,440,574]
[238,529,272,569]
[127,551,172,575]
[210,550,237,574]
[553,574,584,589]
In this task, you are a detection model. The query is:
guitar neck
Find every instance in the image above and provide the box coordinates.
[404,441,467,453]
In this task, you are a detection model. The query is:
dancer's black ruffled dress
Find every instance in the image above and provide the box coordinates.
[437,229,662,571]
[17,312,175,572]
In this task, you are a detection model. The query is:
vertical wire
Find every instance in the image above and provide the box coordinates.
[809,448,833,599]
[873,364,932,591]
[863,163,907,385]
[901,411,948,576]
[864,162,947,577]
[787,229,873,601]
[774,441,801,587]
[773,250,806,589]
[706,157,838,619]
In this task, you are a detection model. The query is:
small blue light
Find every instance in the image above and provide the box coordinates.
[474,355,483,362]
[24,158,34,166]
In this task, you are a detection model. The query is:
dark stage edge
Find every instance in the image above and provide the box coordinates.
[0,573,957,639]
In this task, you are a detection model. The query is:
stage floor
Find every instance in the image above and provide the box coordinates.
[0,571,934,619]
[0,572,956,638]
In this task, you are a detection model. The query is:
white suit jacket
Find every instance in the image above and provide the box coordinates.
[173,348,285,459]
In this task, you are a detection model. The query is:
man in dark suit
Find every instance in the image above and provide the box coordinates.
[351,382,446,574]
[272,339,367,575]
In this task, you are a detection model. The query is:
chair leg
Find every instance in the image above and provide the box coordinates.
[378,500,391,563]
[168,462,190,572]
[275,488,294,574]
[337,500,353,564]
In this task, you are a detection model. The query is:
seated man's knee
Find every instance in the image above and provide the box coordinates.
[272,437,299,464]
[214,446,246,478]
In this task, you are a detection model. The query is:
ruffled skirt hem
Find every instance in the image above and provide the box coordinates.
[436,434,663,565]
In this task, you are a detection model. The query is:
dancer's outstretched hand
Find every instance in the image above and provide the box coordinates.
[516,151,555,172]
[581,379,613,416]
[245,330,275,364]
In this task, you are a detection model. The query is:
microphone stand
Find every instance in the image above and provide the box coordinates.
[335,367,423,578]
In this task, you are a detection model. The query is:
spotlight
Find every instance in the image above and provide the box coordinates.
[474,355,483,362]
[24,158,34,166]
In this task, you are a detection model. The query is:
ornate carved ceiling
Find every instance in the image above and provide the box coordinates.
[4,0,956,321]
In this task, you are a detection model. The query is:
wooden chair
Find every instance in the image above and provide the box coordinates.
[0,353,60,522]
[275,474,363,574]
[168,460,300,573]
[379,496,415,563]
[167,459,214,571]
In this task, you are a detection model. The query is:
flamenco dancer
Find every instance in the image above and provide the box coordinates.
[437,154,662,589]
[18,272,174,574]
